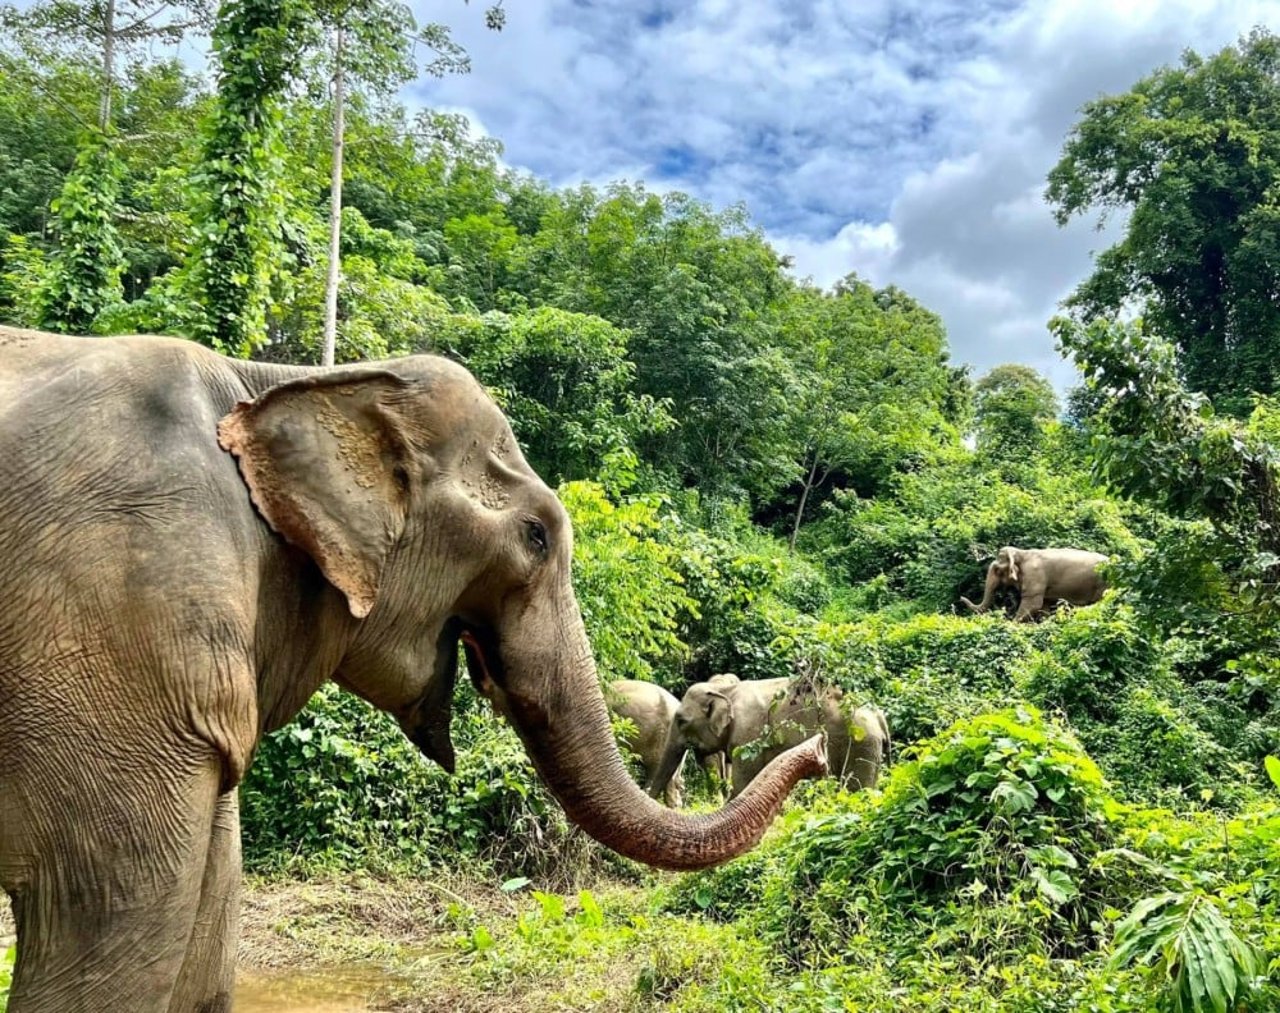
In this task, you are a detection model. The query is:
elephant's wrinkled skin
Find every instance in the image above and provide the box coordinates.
[605,680,684,807]
[960,546,1108,621]
[650,677,889,800]
[0,329,826,1013]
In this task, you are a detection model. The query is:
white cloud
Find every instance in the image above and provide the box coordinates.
[410,0,1275,389]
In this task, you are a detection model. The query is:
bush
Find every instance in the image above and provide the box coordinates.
[240,681,594,879]
[562,480,696,688]
[774,612,1043,743]
[671,707,1119,973]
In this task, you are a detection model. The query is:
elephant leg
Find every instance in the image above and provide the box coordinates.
[168,791,241,1013]
[846,755,880,791]
[1014,592,1045,621]
[7,762,222,1013]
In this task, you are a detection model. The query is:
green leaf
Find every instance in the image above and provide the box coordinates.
[500,877,531,893]
[1030,866,1078,906]
[1264,754,1280,792]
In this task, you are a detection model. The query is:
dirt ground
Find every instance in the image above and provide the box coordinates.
[3,873,662,1012]
[1,877,547,1012]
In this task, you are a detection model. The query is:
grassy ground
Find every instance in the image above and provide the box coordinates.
[236,871,768,1013]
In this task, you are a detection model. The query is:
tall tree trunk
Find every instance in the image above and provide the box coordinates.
[789,446,821,552]
[322,23,345,368]
[99,0,116,129]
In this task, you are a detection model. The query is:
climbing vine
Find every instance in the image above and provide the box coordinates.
[186,0,314,356]
[40,130,124,333]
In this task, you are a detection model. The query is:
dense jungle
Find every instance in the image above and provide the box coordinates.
[1,3,1279,1011]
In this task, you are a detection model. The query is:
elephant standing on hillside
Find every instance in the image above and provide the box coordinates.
[606,680,684,807]
[0,327,826,1013]
[650,677,889,801]
[641,673,741,802]
[960,546,1108,621]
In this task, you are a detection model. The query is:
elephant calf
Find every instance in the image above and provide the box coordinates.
[651,677,890,800]
[606,680,684,807]
[961,545,1108,621]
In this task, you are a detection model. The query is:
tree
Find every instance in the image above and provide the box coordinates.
[39,130,125,331]
[184,0,313,355]
[0,0,212,130]
[444,306,674,488]
[313,0,479,366]
[973,364,1059,458]
[1047,28,1280,411]
[777,277,958,548]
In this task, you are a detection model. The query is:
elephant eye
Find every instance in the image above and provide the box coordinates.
[525,519,549,556]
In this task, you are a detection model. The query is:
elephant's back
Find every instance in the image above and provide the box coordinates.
[0,332,262,617]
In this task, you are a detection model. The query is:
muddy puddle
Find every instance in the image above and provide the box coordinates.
[235,964,396,1013]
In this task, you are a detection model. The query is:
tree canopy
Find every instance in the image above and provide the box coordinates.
[1048,27,1280,412]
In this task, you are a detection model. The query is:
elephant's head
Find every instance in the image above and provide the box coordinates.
[673,684,734,755]
[218,358,825,871]
[647,682,735,800]
[961,546,1021,614]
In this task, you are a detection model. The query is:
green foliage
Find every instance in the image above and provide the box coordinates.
[1047,27,1280,410]
[803,424,1142,611]
[560,481,695,685]
[0,944,12,1013]
[185,0,313,355]
[448,307,675,486]
[39,131,124,332]
[1109,891,1261,1013]
[0,234,47,325]
[973,364,1061,459]
[761,708,1114,963]
[240,682,589,878]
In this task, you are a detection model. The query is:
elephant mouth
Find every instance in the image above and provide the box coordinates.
[458,621,504,698]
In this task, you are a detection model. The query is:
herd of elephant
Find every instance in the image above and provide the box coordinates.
[0,329,1112,1012]
[602,545,1112,804]
[606,674,892,806]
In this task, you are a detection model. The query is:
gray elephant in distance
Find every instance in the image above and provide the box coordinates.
[639,672,741,803]
[650,677,889,801]
[960,546,1109,621]
[605,679,684,807]
[0,327,827,1013]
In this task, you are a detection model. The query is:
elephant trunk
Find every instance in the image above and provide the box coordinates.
[646,725,687,801]
[961,565,1000,613]
[482,608,826,871]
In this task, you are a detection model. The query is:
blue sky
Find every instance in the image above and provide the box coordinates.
[407,0,1275,390]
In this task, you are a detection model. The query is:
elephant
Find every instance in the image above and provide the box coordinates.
[605,680,684,807]
[960,546,1109,621]
[0,327,827,1013]
[650,677,890,801]
[639,672,741,803]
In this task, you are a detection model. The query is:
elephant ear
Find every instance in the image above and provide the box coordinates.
[218,369,418,619]
[705,691,733,746]
[1004,548,1020,584]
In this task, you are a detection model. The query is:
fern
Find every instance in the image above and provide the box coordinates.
[1109,890,1261,1013]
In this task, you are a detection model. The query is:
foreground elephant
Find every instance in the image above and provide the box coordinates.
[960,546,1108,621]
[605,680,684,807]
[0,328,826,1013]
[650,677,889,800]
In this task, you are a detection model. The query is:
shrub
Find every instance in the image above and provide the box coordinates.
[240,682,595,879]
[675,708,1119,969]
[562,480,696,688]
